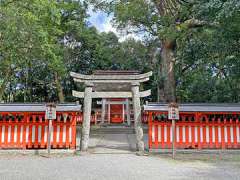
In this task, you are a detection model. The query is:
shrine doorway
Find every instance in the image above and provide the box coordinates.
[98,98,132,125]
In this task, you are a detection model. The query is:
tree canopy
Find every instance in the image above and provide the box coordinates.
[0,0,239,103]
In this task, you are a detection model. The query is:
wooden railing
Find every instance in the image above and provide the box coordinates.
[0,112,77,149]
[147,111,240,150]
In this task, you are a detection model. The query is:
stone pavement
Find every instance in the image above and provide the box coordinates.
[76,125,149,153]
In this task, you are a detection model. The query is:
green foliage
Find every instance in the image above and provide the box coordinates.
[0,0,239,103]
[176,0,240,102]
[0,0,86,102]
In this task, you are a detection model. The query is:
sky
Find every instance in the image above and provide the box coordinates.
[87,8,142,42]
[87,8,116,33]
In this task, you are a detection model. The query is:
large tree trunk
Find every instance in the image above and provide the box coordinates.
[54,72,65,103]
[157,85,166,102]
[157,62,166,102]
[160,39,176,103]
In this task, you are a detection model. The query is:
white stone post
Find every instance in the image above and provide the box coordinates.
[131,82,144,154]
[80,82,93,151]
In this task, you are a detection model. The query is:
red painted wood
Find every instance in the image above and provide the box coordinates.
[148,112,153,149]
[147,111,240,150]
[0,111,77,149]
[110,104,124,123]
[154,125,158,148]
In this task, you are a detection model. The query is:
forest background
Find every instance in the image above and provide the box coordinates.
[0,0,239,103]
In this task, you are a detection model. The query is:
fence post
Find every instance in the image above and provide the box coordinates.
[71,113,77,149]
[196,113,201,150]
[148,112,153,150]
[172,119,176,159]
[47,119,52,154]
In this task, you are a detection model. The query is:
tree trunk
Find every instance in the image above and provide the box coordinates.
[160,39,176,103]
[0,79,8,102]
[157,85,166,102]
[0,68,11,102]
[158,62,166,102]
[54,72,65,103]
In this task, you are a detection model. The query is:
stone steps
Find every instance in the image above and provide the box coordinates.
[77,125,148,134]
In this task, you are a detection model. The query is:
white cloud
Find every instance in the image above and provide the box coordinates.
[102,16,117,33]
[87,8,143,42]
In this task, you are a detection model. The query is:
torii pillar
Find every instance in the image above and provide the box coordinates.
[132,82,144,153]
[81,82,93,151]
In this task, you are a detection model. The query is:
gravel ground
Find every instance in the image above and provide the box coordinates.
[0,130,239,180]
[0,153,239,180]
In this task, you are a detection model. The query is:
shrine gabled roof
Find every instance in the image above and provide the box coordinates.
[144,103,240,112]
[0,103,81,112]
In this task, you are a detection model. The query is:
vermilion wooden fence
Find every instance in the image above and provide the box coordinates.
[0,112,77,149]
[76,112,149,124]
[147,111,240,150]
[76,112,97,124]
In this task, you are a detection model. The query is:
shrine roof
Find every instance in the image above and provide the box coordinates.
[144,103,240,112]
[0,103,81,112]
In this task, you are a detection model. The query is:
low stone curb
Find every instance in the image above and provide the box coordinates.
[149,149,240,154]
[0,149,76,156]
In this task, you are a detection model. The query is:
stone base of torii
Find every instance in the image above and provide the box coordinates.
[71,70,152,154]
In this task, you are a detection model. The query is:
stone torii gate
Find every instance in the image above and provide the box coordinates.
[70,70,152,154]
